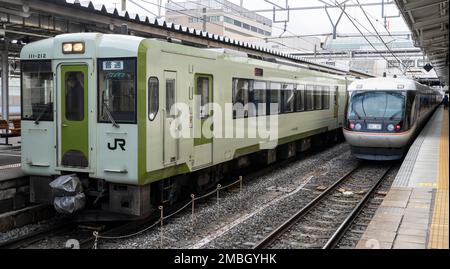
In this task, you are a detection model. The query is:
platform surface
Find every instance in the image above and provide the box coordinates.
[357,107,449,249]
[0,142,23,182]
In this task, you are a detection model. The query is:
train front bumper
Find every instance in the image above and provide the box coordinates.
[343,128,413,148]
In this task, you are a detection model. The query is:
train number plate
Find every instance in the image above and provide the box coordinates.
[367,124,382,130]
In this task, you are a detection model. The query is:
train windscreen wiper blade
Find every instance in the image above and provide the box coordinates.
[102,100,120,128]
[34,104,51,125]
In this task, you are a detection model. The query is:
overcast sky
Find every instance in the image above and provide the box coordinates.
[73,0,410,37]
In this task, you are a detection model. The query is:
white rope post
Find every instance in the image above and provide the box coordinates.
[191,194,195,232]
[239,176,243,193]
[159,205,163,248]
[239,176,243,208]
[216,184,221,207]
[93,231,99,249]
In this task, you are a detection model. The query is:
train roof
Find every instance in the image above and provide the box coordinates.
[20,33,349,81]
[348,77,440,93]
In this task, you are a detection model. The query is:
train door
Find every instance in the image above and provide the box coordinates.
[193,74,213,168]
[59,65,89,168]
[163,71,178,165]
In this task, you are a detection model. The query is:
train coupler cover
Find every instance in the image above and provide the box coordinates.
[49,174,86,214]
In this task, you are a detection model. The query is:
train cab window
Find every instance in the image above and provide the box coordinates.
[21,60,54,121]
[65,72,84,121]
[348,91,405,120]
[282,83,295,113]
[305,85,314,111]
[98,58,136,124]
[148,77,159,121]
[314,86,323,110]
[268,82,281,115]
[295,84,305,112]
[252,81,267,116]
[232,78,250,118]
[323,86,330,109]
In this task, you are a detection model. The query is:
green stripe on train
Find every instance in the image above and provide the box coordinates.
[138,40,148,185]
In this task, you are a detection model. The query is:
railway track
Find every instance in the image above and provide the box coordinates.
[0,221,73,249]
[254,163,392,249]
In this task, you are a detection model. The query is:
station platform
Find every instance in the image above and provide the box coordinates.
[357,107,449,249]
[0,136,22,183]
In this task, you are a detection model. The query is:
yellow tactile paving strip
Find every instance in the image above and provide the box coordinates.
[428,110,449,249]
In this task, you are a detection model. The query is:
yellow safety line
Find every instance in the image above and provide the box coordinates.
[428,109,449,249]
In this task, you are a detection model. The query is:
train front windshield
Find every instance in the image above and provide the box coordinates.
[21,60,54,121]
[348,91,406,120]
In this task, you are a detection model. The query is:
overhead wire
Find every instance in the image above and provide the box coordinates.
[128,0,159,17]
[349,0,393,38]
[319,0,407,74]
[353,0,410,73]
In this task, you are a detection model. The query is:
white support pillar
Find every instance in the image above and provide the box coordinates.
[1,49,9,121]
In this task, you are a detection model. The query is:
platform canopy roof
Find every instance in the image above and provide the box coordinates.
[394,0,449,85]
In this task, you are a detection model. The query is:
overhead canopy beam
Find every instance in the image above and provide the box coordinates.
[422,29,449,40]
[403,0,447,12]
[413,15,449,30]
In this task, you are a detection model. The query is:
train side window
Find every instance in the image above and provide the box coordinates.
[268,82,281,115]
[197,76,211,119]
[166,79,176,117]
[334,86,339,105]
[148,77,159,121]
[305,85,314,111]
[295,84,305,112]
[282,83,295,113]
[232,78,250,119]
[253,81,267,116]
[323,86,330,109]
[314,85,323,110]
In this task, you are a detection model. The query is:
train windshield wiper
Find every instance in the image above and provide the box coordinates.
[389,111,402,120]
[34,103,51,125]
[102,100,120,128]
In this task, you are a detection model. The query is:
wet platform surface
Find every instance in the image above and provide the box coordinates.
[357,107,449,249]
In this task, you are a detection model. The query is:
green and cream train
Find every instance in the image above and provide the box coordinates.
[20,33,352,219]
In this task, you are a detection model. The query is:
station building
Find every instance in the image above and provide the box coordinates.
[165,0,272,41]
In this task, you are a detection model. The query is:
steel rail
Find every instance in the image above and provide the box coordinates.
[0,221,73,249]
[253,164,362,249]
[322,166,393,249]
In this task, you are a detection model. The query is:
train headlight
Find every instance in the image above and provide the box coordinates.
[73,42,85,53]
[354,123,362,131]
[62,42,85,54]
[62,43,73,53]
[387,124,395,132]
